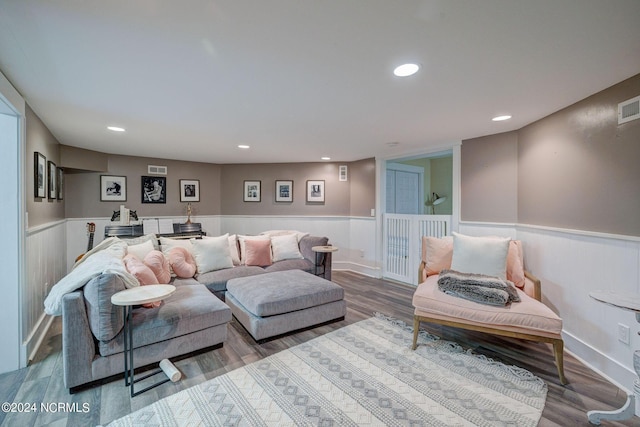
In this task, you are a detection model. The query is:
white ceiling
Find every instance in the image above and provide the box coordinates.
[1,1,639,164]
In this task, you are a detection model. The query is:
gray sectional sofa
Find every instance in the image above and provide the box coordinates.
[60,234,333,391]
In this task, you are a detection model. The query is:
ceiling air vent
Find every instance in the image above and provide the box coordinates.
[147,165,167,175]
[618,95,640,124]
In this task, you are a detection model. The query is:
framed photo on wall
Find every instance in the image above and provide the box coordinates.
[34,152,46,198]
[48,161,57,199]
[57,167,64,200]
[275,180,293,202]
[142,176,166,203]
[180,179,200,202]
[243,180,261,202]
[100,175,127,201]
[306,180,325,203]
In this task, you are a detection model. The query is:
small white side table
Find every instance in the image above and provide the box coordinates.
[588,290,640,425]
[111,284,176,397]
[311,245,338,279]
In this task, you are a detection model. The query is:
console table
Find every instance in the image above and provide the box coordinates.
[104,222,204,239]
[588,290,640,425]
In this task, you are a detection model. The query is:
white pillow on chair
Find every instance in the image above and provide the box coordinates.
[450,232,510,279]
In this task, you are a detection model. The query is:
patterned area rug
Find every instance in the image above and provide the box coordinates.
[108,314,547,426]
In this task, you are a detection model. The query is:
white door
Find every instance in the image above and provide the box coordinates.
[385,163,423,214]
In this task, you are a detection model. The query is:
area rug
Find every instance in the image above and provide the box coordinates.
[108,314,547,426]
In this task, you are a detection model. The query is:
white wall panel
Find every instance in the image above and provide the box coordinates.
[25,221,66,362]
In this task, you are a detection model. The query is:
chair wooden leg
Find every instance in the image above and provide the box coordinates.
[553,339,568,385]
[412,316,420,350]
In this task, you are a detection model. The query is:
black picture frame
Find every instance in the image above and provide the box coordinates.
[306,180,325,203]
[275,180,293,202]
[48,161,57,199]
[34,152,46,198]
[57,167,64,200]
[243,180,261,202]
[180,179,200,202]
[141,176,166,203]
[100,175,127,201]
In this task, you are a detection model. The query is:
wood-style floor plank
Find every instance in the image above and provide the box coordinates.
[0,270,638,426]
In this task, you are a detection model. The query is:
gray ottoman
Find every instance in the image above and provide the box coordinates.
[226,269,346,342]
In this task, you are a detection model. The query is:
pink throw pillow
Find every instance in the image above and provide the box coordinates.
[168,247,197,278]
[144,250,171,284]
[244,239,272,267]
[422,236,453,277]
[123,254,160,307]
[507,240,526,288]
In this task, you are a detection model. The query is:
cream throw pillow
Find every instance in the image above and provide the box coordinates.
[160,236,193,256]
[190,234,234,274]
[450,232,510,279]
[271,234,304,262]
[126,240,155,261]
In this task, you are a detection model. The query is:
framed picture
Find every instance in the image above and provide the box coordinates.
[243,180,261,202]
[180,179,200,202]
[142,176,166,203]
[57,167,64,200]
[101,175,127,201]
[34,152,46,198]
[306,180,325,203]
[48,161,57,199]
[275,180,293,202]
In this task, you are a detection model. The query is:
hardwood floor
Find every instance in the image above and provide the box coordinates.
[1,271,638,426]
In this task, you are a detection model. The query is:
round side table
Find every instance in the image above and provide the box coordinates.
[111,284,176,397]
[311,245,338,279]
[588,290,640,425]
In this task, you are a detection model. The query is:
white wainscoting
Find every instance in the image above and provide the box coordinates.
[460,221,640,394]
[25,220,67,363]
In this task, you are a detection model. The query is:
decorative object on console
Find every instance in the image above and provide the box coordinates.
[179,179,199,202]
[306,179,325,203]
[101,175,127,202]
[142,176,166,203]
[34,151,46,198]
[243,180,261,202]
[47,160,57,199]
[275,180,293,202]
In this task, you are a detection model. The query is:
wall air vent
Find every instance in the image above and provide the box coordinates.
[339,165,348,181]
[148,165,167,175]
[618,95,640,124]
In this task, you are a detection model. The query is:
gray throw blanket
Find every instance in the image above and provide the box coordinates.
[437,269,521,306]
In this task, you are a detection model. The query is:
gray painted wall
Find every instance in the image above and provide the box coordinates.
[26,105,65,227]
[461,131,518,223]
[462,73,640,237]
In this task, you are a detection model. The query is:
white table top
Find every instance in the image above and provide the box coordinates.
[312,245,338,253]
[589,290,640,313]
[111,284,176,306]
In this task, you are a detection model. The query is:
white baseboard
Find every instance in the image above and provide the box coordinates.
[333,261,381,278]
[24,313,55,365]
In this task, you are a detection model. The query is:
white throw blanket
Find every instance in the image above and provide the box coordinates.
[44,238,139,316]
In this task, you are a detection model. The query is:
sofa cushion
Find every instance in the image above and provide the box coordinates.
[264,258,314,273]
[98,283,232,356]
[144,250,171,283]
[83,273,126,342]
[196,266,267,293]
[168,247,197,278]
[421,236,453,277]
[412,275,562,336]
[123,254,158,286]
[127,240,155,260]
[238,235,271,265]
[507,240,526,288]
[226,270,344,317]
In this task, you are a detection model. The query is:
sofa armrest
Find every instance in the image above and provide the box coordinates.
[524,270,542,301]
[62,291,97,390]
[418,261,427,284]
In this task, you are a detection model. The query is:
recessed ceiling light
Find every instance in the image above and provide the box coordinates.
[237,145,250,149]
[492,115,512,121]
[321,156,331,161]
[107,126,125,132]
[393,63,420,77]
